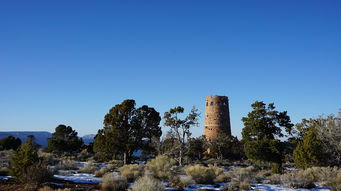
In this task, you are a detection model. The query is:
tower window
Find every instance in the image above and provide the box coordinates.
[210,102,213,105]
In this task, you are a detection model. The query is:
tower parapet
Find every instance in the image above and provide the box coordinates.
[204,95,231,141]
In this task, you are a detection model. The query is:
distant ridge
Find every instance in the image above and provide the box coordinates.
[0,131,51,147]
[0,131,96,147]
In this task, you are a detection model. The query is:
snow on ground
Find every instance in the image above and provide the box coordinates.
[53,173,101,184]
[0,176,13,180]
[252,184,331,191]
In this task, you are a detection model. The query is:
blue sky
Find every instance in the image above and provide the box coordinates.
[1,1,340,138]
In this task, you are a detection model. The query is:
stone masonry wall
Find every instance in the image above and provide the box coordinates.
[204,95,231,141]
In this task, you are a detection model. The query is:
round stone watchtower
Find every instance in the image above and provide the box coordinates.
[204,95,231,141]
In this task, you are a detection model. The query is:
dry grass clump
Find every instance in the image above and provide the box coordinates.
[146,155,176,181]
[268,174,281,184]
[279,167,339,189]
[184,164,217,184]
[255,169,272,183]
[95,164,116,177]
[227,166,255,190]
[178,175,195,187]
[119,164,144,182]
[38,186,71,191]
[79,161,97,173]
[330,171,341,191]
[130,175,165,191]
[280,170,315,189]
[57,158,78,170]
[101,173,128,191]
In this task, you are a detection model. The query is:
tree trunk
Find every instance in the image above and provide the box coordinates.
[179,148,183,166]
[123,152,127,165]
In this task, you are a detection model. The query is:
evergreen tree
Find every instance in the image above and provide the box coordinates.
[10,136,51,185]
[46,124,83,153]
[187,136,205,160]
[293,128,324,168]
[93,99,162,164]
[208,130,243,160]
[0,136,21,150]
[241,101,293,171]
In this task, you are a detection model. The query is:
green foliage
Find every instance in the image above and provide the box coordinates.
[163,106,200,166]
[130,175,165,191]
[118,164,144,182]
[186,136,205,160]
[101,173,128,191]
[10,138,52,185]
[207,130,243,160]
[46,124,83,153]
[94,100,162,164]
[293,128,324,169]
[241,101,293,166]
[146,155,176,181]
[0,136,21,150]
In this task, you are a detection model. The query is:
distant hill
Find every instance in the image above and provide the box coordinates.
[0,131,96,148]
[0,131,52,147]
[82,134,95,145]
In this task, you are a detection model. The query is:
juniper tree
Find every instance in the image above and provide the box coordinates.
[241,101,293,171]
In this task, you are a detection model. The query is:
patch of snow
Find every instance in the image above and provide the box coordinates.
[0,176,13,180]
[252,184,331,191]
[53,173,101,184]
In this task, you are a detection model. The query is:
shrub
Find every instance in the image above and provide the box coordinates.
[215,172,231,183]
[79,161,97,173]
[57,158,78,170]
[146,155,175,181]
[230,166,255,183]
[255,169,272,183]
[101,173,128,191]
[184,164,216,184]
[279,167,339,189]
[130,175,165,191]
[118,164,144,182]
[268,174,281,184]
[280,170,315,189]
[0,167,9,176]
[179,175,195,187]
[10,139,52,186]
[95,164,116,177]
[330,171,341,191]
[38,186,54,191]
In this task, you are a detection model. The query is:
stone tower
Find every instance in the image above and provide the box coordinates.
[204,95,231,141]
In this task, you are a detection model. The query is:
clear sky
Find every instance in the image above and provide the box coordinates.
[0,1,340,138]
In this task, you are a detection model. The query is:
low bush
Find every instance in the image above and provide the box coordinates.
[179,175,195,187]
[0,167,9,176]
[38,187,72,191]
[95,164,115,177]
[280,170,315,189]
[330,171,341,191]
[184,164,217,184]
[130,175,165,191]
[268,174,281,184]
[226,166,255,190]
[57,158,78,170]
[79,161,97,173]
[118,164,144,182]
[146,155,176,181]
[101,173,128,191]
